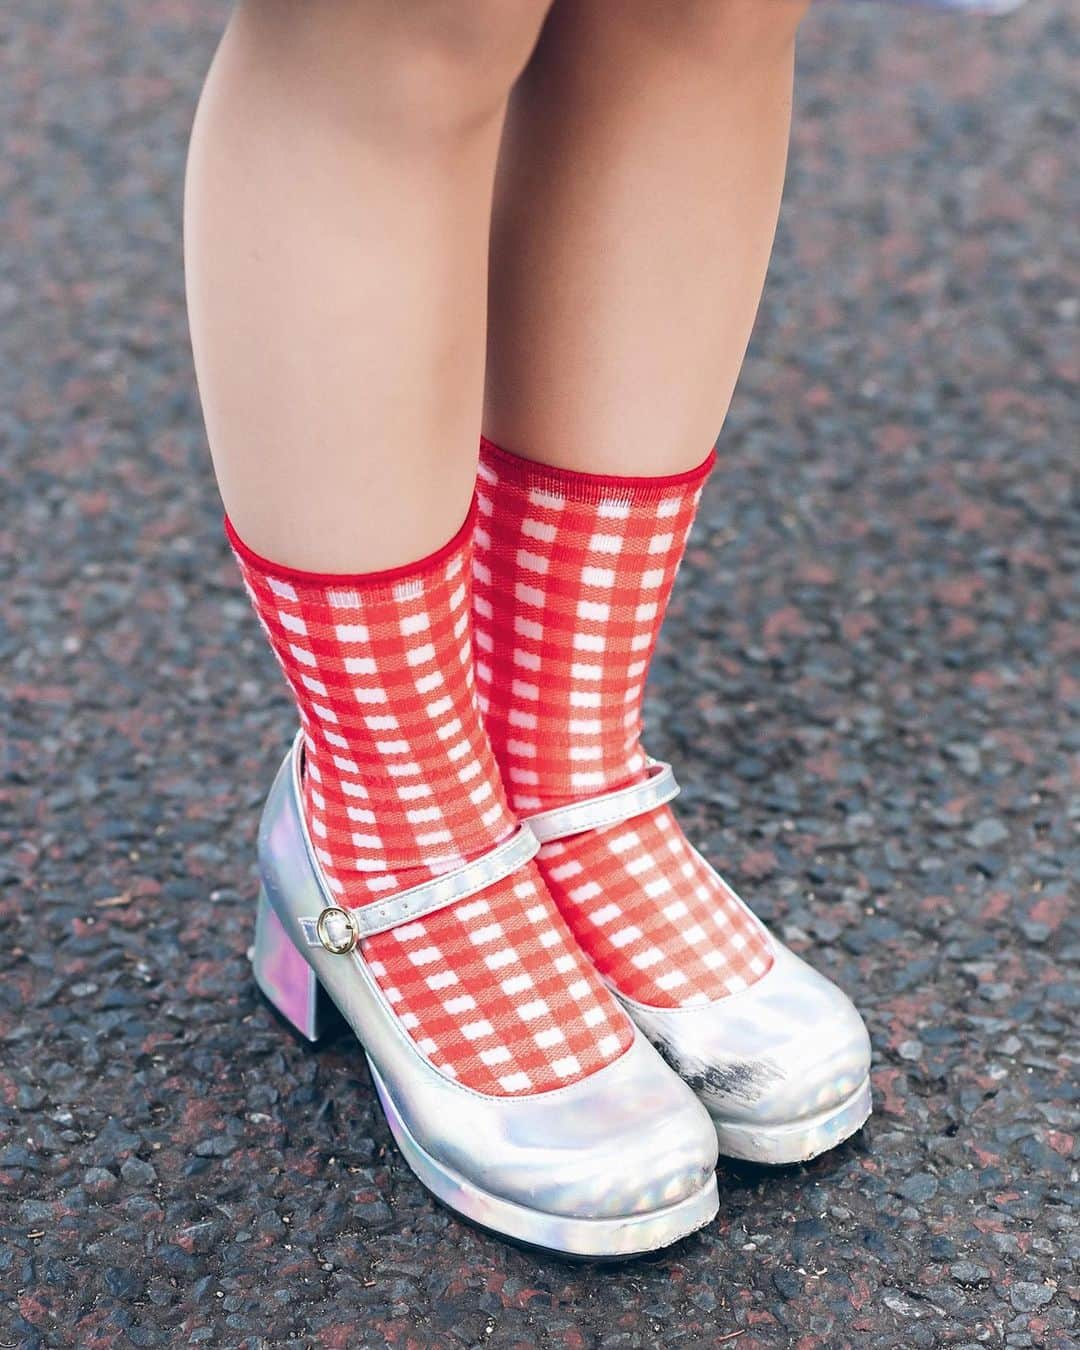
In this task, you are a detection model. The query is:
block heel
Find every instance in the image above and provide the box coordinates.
[250,885,338,1042]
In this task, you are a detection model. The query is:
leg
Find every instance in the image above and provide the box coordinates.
[484,0,810,474]
[186,0,720,1250]
[474,0,872,1164]
[186,0,552,570]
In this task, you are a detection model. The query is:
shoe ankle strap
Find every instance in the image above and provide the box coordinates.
[524,760,680,845]
[298,822,540,953]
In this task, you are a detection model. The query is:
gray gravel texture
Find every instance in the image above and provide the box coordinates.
[1,0,1077,1346]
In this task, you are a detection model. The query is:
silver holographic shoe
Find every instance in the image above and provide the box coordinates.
[249,733,720,1257]
[526,761,873,1166]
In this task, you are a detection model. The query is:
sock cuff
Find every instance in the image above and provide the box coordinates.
[224,496,477,591]
[478,437,716,506]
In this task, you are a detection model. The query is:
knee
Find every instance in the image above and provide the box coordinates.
[405,0,555,71]
[632,0,812,63]
[242,0,554,135]
[393,0,557,121]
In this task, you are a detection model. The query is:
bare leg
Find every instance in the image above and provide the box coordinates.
[187,2,730,1239]
[473,0,872,1169]
[484,0,811,474]
[185,0,553,570]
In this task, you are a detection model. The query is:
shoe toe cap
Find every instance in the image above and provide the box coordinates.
[627,941,872,1131]
[736,979,870,1128]
[392,1031,718,1223]
[485,1033,719,1221]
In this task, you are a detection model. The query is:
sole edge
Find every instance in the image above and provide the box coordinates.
[368,1058,720,1258]
[712,1075,873,1165]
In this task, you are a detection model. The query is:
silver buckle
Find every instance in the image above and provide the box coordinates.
[300,821,540,951]
[314,907,359,955]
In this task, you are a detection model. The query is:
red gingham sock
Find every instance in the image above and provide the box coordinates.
[473,440,774,1008]
[228,504,632,1094]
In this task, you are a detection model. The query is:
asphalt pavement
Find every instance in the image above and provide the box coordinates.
[1,1,1076,1345]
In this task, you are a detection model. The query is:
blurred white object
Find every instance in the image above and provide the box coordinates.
[857,0,1028,12]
